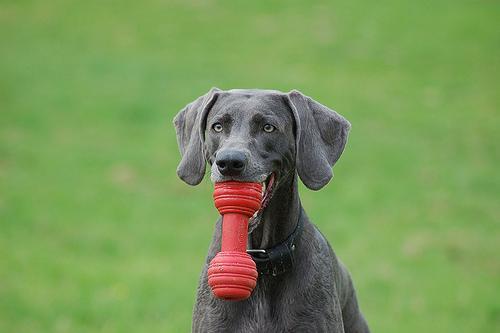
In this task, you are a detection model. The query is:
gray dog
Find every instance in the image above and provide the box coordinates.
[174,88,370,332]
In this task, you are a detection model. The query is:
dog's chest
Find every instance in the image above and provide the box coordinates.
[208,279,342,332]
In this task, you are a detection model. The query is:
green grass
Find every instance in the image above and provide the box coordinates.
[1,0,498,332]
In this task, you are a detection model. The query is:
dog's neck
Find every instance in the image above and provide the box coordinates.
[250,173,302,249]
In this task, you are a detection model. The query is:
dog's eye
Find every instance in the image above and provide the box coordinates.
[263,124,275,133]
[212,123,223,133]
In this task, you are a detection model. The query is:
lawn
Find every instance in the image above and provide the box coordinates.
[0,0,498,332]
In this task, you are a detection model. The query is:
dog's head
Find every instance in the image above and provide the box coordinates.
[173,88,350,202]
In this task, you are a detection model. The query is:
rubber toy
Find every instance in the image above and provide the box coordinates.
[207,181,262,301]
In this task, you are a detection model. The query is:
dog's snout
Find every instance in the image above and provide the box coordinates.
[216,150,247,176]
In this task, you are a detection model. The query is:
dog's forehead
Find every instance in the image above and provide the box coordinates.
[209,91,290,119]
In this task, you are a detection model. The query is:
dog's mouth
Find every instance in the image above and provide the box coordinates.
[260,172,276,209]
[248,172,276,233]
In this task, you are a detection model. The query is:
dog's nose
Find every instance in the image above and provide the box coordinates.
[216,150,247,176]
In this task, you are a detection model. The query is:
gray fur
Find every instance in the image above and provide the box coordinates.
[173,88,370,332]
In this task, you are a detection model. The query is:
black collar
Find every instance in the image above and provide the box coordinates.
[247,209,304,276]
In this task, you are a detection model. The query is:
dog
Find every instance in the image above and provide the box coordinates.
[174,88,370,332]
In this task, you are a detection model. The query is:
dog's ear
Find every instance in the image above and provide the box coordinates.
[286,90,351,190]
[173,87,220,185]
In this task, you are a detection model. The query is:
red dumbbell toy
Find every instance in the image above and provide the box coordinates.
[207,181,262,301]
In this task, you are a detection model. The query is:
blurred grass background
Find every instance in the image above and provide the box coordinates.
[0,0,498,332]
